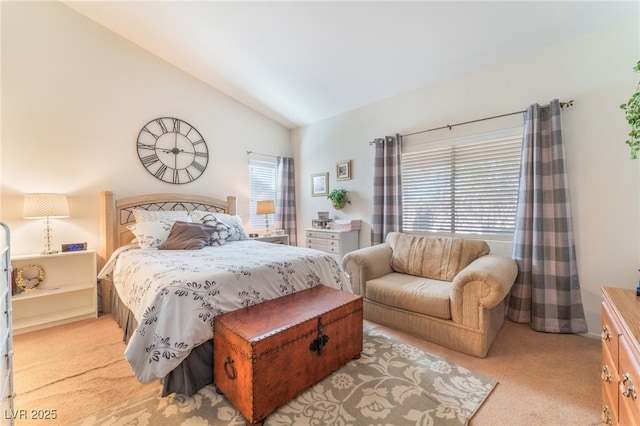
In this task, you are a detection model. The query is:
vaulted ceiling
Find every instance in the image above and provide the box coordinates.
[62,1,637,129]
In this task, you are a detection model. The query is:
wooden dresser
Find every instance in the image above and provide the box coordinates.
[601,287,640,425]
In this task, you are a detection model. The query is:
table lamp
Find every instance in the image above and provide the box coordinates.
[256,200,276,236]
[23,193,70,255]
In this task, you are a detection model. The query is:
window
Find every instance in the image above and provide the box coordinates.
[249,157,277,229]
[401,128,522,237]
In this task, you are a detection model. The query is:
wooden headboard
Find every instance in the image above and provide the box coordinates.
[98,191,237,312]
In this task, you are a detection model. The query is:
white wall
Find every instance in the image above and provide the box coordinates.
[3,1,637,337]
[293,19,640,337]
[1,2,291,259]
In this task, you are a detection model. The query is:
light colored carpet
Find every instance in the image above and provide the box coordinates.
[72,323,496,425]
[12,316,161,426]
[12,314,601,426]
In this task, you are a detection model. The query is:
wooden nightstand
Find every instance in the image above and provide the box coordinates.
[11,250,97,335]
[254,235,289,245]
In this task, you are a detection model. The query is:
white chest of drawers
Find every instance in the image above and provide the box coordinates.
[305,229,359,260]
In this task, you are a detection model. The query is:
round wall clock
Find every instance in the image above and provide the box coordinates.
[137,117,209,184]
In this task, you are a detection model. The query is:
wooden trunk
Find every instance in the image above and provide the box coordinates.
[213,285,363,425]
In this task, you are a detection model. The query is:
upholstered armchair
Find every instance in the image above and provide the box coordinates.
[342,232,518,358]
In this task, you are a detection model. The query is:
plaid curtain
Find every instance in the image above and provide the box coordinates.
[276,156,297,246]
[507,100,587,333]
[371,135,403,245]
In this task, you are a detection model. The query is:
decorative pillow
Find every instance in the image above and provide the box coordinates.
[127,220,175,249]
[190,211,249,241]
[189,210,218,226]
[158,221,219,250]
[185,211,232,246]
[213,213,249,241]
[387,233,490,281]
[132,208,191,223]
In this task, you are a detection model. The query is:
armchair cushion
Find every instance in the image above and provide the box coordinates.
[366,273,451,319]
[387,232,489,281]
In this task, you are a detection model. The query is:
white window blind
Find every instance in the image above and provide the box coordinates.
[249,157,277,229]
[401,129,522,237]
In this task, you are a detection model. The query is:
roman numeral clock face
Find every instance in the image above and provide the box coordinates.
[137,117,209,184]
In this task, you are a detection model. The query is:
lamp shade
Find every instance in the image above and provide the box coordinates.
[256,200,275,215]
[23,193,70,219]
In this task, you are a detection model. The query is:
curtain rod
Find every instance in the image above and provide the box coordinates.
[369,100,574,144]
[247,150,279,158]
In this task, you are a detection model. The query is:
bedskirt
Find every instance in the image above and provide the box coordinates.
[111,288,212,396]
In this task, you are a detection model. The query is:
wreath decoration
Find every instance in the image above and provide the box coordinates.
[16,264,45,291]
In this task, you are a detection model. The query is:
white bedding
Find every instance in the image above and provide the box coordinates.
[100,240,351,384]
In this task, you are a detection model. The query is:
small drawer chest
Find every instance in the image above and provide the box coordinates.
[305,229,358,259]
[601,287,640,425]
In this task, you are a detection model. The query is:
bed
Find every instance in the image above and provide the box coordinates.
[97,191,352,396]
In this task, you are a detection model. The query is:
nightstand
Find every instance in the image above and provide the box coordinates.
[254,235,289,245]
[11,250,97,335]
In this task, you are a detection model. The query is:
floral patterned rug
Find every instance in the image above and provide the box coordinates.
[74,325,496,426]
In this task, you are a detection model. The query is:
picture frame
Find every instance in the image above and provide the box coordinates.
[336,160,352,181]
[311,172,329,197]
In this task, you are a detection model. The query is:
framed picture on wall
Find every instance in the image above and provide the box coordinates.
[336,160,352,180]
[311,172,329,197]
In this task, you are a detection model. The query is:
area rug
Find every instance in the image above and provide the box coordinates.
[74,326,496,426]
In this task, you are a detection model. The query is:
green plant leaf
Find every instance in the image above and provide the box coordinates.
[622,60,640,159]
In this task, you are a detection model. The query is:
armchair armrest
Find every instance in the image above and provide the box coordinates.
[342,243,394,295]
[450,253,518,327]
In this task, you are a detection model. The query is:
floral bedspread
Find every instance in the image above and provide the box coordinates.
[103,240,351,384]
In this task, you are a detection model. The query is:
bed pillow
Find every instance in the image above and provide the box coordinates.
[189,210,219,225]
[212,213,249,241]
[132,209,191,223]
[184,211,233,246]
[127,220,175,249]
[158,221,219,250]
[190,211,249,241]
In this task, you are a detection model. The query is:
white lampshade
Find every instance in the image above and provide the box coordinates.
[23,193,70,255]
[24,193,70,219]
[256,200,275,215]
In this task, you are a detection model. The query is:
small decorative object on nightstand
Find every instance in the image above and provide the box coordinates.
[15,264,44,291]
[23,193,70,255]
[61,242,87,252]
[256,200,276,236]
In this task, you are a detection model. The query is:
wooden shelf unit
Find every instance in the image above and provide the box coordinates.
[11,250,97,335]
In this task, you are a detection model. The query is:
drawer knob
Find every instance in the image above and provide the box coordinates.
[601,405,613,425]
[621,373,638,400]
[601,365,613,384]
[602,325,612,342]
